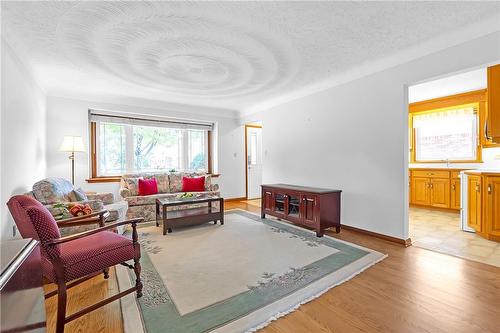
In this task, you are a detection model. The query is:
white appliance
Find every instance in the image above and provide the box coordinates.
[460,170,476,232]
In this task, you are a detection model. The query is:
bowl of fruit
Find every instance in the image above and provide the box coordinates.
[177,192,198,200]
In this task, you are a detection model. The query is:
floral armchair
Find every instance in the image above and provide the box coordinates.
[28,177,128,235]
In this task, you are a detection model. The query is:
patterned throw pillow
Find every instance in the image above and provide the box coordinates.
[153,173,169,193]
[124,177,140,196]
[69,187,88,202]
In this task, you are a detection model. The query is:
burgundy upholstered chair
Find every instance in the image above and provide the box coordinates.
[7,195,143,333]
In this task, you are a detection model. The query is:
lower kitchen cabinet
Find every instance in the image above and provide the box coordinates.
[466,172,500,242]
[409,168,461,210]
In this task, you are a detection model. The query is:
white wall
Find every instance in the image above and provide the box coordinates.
[1,40,47,239]
[252,32,500,240]
[408,68,487,103]
[45,96,246,199]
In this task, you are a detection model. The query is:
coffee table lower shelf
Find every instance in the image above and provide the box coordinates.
[156,197,224,235]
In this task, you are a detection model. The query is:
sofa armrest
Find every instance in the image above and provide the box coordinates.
[87,192,114,205]
[45,217,144,246]
[207,183,219,192]
[119,188,132,198]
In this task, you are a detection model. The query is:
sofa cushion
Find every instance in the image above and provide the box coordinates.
[168,172,209,192]
[54,231,137,282]
[138,178,158,196]
[152,173,169,193]
[182,176,205,192]
[69,187,88,201]
[32,177,74,204]
[168,173,184,193]
[122,173,170,195]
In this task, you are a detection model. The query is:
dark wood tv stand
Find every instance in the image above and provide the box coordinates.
[261,184,342,237]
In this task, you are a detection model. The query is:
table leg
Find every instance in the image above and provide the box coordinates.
[156,202,160,227]
[162,205,167,235]
[220,198,224,225]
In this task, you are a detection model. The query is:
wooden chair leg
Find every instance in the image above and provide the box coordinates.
[103,267,110,279]
[134,258,143,298]
[56,281,68,333]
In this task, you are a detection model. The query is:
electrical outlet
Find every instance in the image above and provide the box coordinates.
[495,154,500,160]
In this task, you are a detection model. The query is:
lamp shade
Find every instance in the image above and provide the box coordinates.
[60,136,85,152]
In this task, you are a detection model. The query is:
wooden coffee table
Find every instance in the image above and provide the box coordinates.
[155,195,224,235]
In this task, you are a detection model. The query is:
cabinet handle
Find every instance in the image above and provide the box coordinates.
[488,184,492,194]
[452,184,456,190]
[476,184,480,192]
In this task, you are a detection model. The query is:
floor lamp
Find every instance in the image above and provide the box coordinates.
[60,136,85,185]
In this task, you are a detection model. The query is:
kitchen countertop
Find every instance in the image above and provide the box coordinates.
[463,169,500,175]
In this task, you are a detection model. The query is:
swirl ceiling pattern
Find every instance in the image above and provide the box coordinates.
[55,2,298,98]
[2,1,500,114]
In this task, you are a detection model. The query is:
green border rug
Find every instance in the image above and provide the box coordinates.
[117,210,386,333]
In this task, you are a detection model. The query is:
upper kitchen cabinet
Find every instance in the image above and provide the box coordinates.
[487,64,500,142]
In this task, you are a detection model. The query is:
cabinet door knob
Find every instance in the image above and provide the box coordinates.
[488,184,492,194]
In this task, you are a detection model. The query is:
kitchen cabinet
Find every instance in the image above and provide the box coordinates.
[409,168,461,210]
[465,172,500,241]
[485,176,500,238]
[430,178,450,208]
[411,177,430,206]
[450,178,461,210]
[467,175,482,232]
[487,64,500,142]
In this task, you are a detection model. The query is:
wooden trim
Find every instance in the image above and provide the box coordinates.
[341,225,412,247]
[207,130,212,174]
[244,124,263,199]
[90,122,97,178]
[86,177,121,183]
[224,197,247,202]
[409,89,487,113]
[88,121,216,181]
[245,125,248,199]
[409,204,460,213]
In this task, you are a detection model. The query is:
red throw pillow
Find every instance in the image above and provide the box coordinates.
[182,176,205,192]
[138,178,158,196]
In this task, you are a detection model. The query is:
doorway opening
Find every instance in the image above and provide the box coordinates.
[407,66,500,267]
[245,124,263,200]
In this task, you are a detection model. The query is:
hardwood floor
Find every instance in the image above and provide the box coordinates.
[44,201,500,333]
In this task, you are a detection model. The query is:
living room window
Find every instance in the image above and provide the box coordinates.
[409,104,481,162]
[89,110,213,180]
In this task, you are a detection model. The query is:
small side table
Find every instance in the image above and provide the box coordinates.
[156,196,224,235]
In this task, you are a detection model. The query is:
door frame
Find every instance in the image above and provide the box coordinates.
[245,124,263,199]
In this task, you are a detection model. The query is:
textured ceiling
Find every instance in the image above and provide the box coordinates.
[2,1,500,115]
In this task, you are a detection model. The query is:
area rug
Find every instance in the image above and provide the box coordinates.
[117,210,386,333]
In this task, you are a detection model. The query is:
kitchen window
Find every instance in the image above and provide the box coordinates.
[89,110,213,179]
[410,105,480,162]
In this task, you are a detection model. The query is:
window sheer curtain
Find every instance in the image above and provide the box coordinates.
[413,107,477,161]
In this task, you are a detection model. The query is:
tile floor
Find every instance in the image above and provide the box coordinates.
[409,207,500,267]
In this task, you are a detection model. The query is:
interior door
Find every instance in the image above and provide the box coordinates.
[246,126,263,199]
